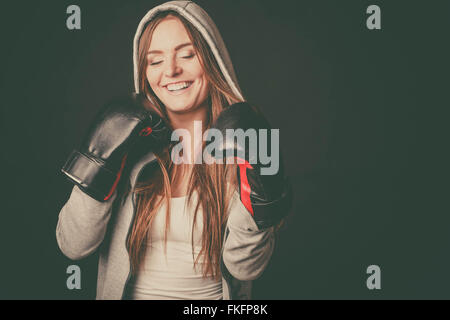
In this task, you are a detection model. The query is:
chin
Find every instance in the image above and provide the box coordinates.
[164,100,195,113]
[164,95,209,114]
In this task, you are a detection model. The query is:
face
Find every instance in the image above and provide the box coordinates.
[146,16,209,114]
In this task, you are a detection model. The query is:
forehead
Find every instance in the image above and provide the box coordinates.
[149,17,191,50]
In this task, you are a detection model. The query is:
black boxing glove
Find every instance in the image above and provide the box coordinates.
[207,102,293,229]
[61,93,172,202]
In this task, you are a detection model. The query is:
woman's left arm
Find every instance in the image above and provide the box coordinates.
[212,102,293,280]
[222,191,279,281]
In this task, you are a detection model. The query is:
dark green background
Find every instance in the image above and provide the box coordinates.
[0,0,447,299]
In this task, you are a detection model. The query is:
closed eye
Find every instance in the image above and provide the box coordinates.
[150,61,162,66]
[182,54,195,59]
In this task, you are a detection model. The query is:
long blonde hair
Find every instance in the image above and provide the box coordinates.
[127,10,243,280]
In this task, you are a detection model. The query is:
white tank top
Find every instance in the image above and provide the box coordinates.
[130,191,223,300]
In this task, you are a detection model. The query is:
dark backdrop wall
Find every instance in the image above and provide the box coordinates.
[0,0,448,299]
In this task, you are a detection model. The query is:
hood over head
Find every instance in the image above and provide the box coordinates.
[133,0,244,102]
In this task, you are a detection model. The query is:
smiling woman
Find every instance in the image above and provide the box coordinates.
[144,17,210,113]
[56,0,292,301]
[129,9,245,300]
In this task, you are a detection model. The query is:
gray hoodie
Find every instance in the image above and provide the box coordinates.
[56,0,275,300]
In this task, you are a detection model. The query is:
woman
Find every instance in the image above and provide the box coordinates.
[57,0,292,300]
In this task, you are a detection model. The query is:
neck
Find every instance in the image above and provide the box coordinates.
[167,102,209,165]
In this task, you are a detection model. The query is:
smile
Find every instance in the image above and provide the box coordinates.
[164,81,194,95]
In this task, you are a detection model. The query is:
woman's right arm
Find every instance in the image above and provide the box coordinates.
[56,93,172,260]
[56,186,117,260]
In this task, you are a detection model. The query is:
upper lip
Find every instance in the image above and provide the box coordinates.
[162,80,193,87]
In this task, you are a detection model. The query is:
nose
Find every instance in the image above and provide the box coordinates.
[164,56,182,77]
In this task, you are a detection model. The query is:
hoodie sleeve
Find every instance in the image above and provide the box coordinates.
[56,185,117,260]
[222,190,275,281]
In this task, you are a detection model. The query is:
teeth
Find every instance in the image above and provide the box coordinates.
[167,81,191,91]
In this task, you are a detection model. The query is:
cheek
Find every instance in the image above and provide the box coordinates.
[185,58,205,79]
[194,66,206,80]
[191,64,209,93]
[146,68,158,88]
[200,75,209,95]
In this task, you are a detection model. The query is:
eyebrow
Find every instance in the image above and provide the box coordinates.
[147,42,193,55]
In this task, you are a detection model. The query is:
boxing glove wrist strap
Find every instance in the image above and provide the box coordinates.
[61,150,123,201]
